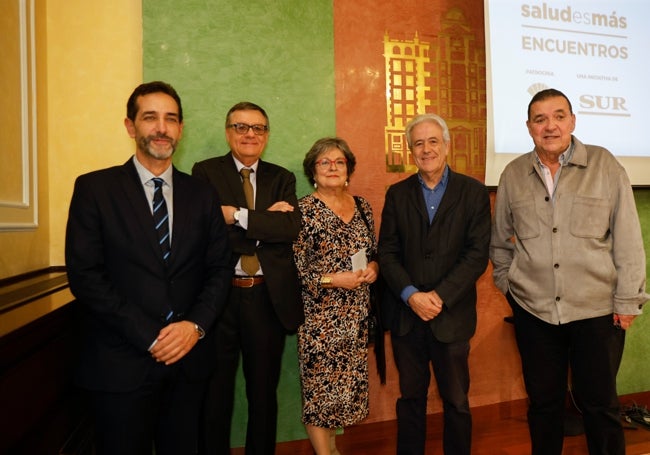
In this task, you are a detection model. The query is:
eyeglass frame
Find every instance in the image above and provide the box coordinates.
[227,123,269,135]
[315,157,348,169]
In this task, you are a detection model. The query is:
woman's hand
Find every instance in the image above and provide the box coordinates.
[326,270,364,290]
[360,261,379,284]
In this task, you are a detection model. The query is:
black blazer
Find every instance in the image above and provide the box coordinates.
[65,159,232,392]
[192,152,304,331]
[378,168,491,342]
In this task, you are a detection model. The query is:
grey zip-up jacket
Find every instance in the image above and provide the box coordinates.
[490,136,648,324]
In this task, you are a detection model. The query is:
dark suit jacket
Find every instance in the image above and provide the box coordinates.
[378,168,491,342]
[65,159,232,392]
[192,152,304,331]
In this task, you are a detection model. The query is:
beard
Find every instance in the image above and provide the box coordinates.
[138,133,177,160]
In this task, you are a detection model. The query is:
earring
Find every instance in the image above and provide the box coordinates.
[345,181,349,187]
[314,182,318,189]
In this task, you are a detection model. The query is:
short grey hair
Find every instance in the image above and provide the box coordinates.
[405,114,450,149]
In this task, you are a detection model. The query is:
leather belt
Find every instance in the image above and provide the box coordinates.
[232,276,265,288]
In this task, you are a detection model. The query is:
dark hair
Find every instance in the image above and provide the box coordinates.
[126,81,183,122]
[225,101,270,130]
[527,88,573,120]
[302,137,357,186]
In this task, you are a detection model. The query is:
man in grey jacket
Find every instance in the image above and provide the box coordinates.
[490,88,648,455]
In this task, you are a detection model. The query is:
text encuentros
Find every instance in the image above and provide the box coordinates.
[520,3,628,60]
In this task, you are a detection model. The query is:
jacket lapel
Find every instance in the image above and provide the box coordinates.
[407,174,430,226]
[432,169,459,223]
[119,160,167,266]
[255,159,272,210]
[222,153,248,209]
[168,167,190,268]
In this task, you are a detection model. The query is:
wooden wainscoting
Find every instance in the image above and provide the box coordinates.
[0,269,88,454]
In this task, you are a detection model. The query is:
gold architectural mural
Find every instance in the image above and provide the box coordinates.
[383,7,486,181]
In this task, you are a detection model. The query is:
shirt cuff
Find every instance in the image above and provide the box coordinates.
[148,338,158,352]
[237,208,249,229]
[401,285,419,306]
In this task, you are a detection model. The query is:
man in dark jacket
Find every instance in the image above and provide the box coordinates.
[65,81,232,455]
[192,101,303,454]
[378,113,491,455]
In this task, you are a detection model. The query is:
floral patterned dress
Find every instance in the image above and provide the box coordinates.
[293,194,377,428]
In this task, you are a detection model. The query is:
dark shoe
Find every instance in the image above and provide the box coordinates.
[621,403,650,430]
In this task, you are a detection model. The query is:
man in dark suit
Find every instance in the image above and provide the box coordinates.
[192,101,303,454]
[65,81,232,455]
[378,114,491,455]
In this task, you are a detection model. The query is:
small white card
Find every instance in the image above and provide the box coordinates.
[351,248,368,271]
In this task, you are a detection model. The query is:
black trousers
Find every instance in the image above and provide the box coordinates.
[508,294,626,455]
[391,321,472,455]
[201,283,286,455]
[90,362,205,455]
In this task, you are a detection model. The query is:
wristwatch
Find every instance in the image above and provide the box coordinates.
[193,323,205,339]
[320,276,334,288]
[233,210,241,223]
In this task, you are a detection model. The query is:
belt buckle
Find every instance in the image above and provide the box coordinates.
[240,276,255,288]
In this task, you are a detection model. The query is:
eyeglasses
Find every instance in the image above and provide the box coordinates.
[315,158,347,169]
[227,123,269,135]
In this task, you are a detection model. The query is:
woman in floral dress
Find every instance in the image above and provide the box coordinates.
[293,137,379,455]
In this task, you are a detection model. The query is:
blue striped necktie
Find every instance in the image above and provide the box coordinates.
[152,177,171,263]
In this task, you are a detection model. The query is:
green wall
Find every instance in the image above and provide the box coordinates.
[143,0,335,198]
[619,188,650,395]
[143,0,335,445]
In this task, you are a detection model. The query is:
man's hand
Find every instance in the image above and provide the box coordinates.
[408,290,443,322]
[150,320,199,365]
[614,313,637,330]
[222,201,293,223]
[267,201,294,212]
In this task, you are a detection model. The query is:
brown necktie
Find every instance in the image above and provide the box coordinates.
[239,168,259,276]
